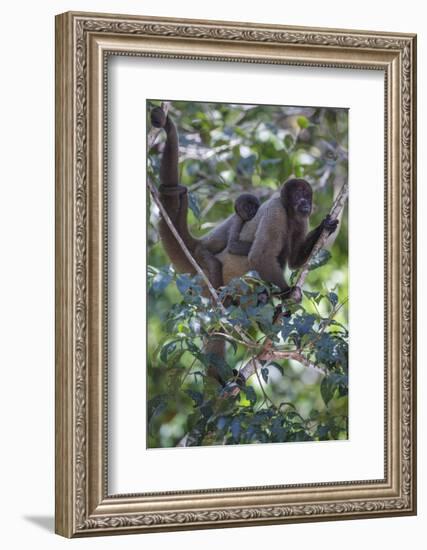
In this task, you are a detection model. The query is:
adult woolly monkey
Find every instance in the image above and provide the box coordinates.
[219,179,338,301]
[150,106,338,384]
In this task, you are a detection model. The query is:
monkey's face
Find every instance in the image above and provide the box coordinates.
[281,179,313,217]
[235,194,260,221]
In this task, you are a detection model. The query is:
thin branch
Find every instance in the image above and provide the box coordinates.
[235,350,325,385]
[262,351,326,375]
[209,332,260,349]
[294,181,349,290]
[252,357,277,409]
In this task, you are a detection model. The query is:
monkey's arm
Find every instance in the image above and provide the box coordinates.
[227,216,253,256]
[202,217,234,254]
[289,215,339,269]
[248,212,289,292]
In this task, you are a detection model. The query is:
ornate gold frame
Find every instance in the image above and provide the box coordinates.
[55,11,417,537]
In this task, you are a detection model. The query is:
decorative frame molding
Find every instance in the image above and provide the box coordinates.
[55,11,417,537]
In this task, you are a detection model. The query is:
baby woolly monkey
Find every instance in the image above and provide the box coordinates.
[227,194,260,256]
[193,193,260,288]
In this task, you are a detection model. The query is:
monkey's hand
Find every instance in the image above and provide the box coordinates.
[321,214,339,235]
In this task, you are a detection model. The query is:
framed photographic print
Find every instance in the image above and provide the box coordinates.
[55,11,417,537]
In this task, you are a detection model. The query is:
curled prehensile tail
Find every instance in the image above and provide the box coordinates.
[150,107,199,274]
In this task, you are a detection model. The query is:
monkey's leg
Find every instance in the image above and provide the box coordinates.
[227,217,253,256]
[196,248,224,289]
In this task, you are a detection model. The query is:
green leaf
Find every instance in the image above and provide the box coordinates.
[231,417,241,441]
[186,161,200,176]
[237,154,257,176]
[160,340,179,363]
[201,351,233,381]
[316,425,330,439]
[261,367,269,384]
[281,316,294,341]
[328,291,339,307]
[151,270,173,293]
[320,376,335,406]
[187,191,201,220]
[176,274,192,295]
[242,385,257,406]
[320,373,348,406]
[289,270,298,285]
[294,165,304,178]
[217,416,228,431]
[185,389,204,407]
[315,333,348,369]
[315,333,336,365]
[308,249,332,271]
[186,339,201,355]
[296,430,312,442]
[270,416,286,442]
[297,116,309,129]
[284,134,295,151]
[294,314,316,336]
[147,395,168,422]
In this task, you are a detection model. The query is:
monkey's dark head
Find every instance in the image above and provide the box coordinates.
[280,178,313,217]
[234,193,260,221]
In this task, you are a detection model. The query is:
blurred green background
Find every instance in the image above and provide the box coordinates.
[147,100,348,448]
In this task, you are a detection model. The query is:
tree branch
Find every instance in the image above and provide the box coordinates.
[294,181,348,290]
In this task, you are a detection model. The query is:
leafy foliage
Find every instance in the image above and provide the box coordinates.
[147,100,348,448]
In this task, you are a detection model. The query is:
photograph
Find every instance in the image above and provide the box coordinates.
[53,10,416,537]
[147,100,349,448]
